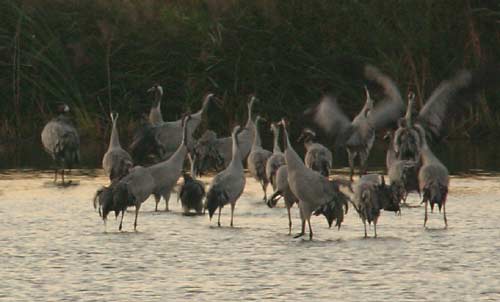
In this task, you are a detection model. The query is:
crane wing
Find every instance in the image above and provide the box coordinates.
[307,95,353,141]
[416,67,500,138]
[364,65,405,130]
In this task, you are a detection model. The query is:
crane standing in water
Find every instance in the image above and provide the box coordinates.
[309,65,404,180]
[41,103,80,185]
[247,115,272,202]
[102,112,133,182]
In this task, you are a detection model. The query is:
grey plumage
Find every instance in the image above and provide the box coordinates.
[298,128,332,177]
[385,131,420,203]
[417,128,449,228]
[147,115,191,211]
[148,84,164,126]
[102,112,133,182]
[94,165,155,231]
[193,96,257,174]
[41,103,80,184]
[313,182,350,230]
[206,125,246,227]
[192,130,227,174]
[130,92,214,163]
[179,154,206,215]
[237,96,258,161]
[394,68,497,161]
[247,116,272,201]
[280,119,349,240]
[179,173,205,215]
[310,65,404,180]
[267,165,299,234]
[352,174,400,238]
[265,122,286,191]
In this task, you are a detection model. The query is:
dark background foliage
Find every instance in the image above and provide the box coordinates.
[1,0,499,143]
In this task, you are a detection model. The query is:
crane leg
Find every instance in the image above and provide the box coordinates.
[294,220,305,238]
[230,203,235,227]
[119,210,125,231]
[217,207,222,227]
[347,150,355,181]
[307,218,313,240]
[287,206,292,235]
[424,200,428,228]
[133,204,140,231]
[61,169,65,185]
[359,151,369,177]
[54,169,58,182]
[163,192,171,212]
[262,182,268,202]
[294,206,305,238]
[363,221,367,238]
[443,203,448,229]
[154,194,160,212]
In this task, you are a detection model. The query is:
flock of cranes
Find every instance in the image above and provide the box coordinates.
[40,64,496,239]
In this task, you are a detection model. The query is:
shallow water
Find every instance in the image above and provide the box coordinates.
[1,169,499,301]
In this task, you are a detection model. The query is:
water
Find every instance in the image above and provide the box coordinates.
[1,167,500,301]
[1,138,500,301]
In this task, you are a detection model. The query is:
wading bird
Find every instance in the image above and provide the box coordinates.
[265,122,286,191]
[130,91,214,163]
[280,118,349,240]
[147,115,191,212]
[385,131,420,203]
[267,165,299,235]
[417,127,449,228]
[352,174,400,238]
[247,116,272,201]
[309,65,404,180]
[41,103,80,185]
[206,125,246,227]
[179,154,206,215]
[393,68,497,161]
[94,165,155,231]
[297,128,332,177]
[148,83,164,126]
[102,112,133,182]
[193,95,257,173]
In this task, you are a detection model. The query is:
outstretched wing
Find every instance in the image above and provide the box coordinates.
[307,95,352,139]
[365,65,404,130]
[417,67,498,138]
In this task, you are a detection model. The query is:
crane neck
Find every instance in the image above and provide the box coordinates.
[282,123,304,171]
[272,127,281,153]
[361,88,374,117]
[230,129,243,169]
[405,98,414,128]
[252,118,263,148]
[109,116,121,149]
[245,99,255,127]
[153,88,163,109]
[188,153,197,179]
[181,117,189,146]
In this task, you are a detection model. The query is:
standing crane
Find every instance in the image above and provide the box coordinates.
[309,65,404,180]
[102,112,133,182]
[41,103,80,185]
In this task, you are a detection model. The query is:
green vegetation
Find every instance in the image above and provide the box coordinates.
[1,0,499,141]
